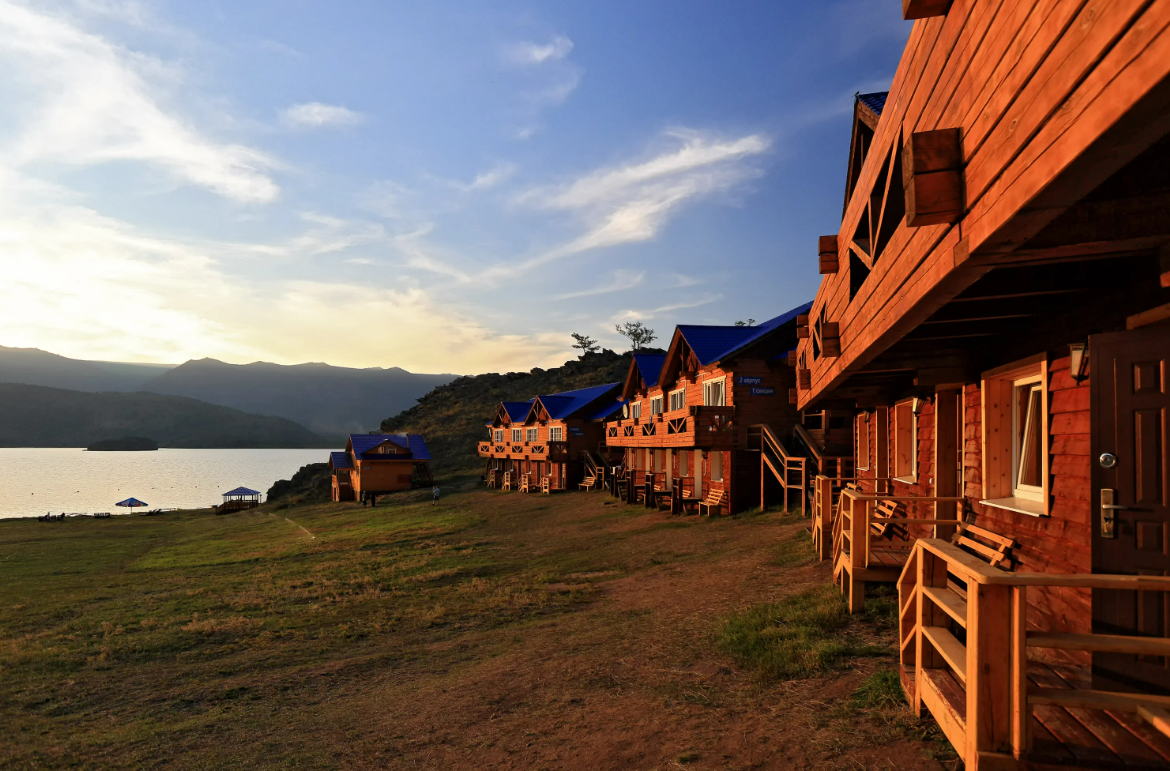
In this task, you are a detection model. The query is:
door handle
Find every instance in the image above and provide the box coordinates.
[1101,489,1124,538]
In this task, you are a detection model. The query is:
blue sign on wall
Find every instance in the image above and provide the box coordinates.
[737,376,764,386]
[749,387,775,396]
[569,427,585,436]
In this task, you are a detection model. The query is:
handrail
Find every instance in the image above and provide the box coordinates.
[752,423,808,515]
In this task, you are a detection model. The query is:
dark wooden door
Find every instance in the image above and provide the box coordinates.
[1091,324,1170,693]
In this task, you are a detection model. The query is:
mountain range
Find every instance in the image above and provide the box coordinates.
[0,345,457,443]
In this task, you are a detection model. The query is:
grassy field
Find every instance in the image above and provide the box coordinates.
[1,481,953,770]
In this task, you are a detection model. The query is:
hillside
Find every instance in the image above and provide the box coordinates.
[0,384,325,448]
[0,345,172,392]
[144,358,456,440]
[380,350,639,474]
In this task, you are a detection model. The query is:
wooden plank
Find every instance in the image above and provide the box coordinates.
[1010,586,1028,757]
[924,625,968,683]
[1031,688,1170,711]
[1112,708,1170,761]
[1127,301,1170,330]
[968,582,1012,757]
[919,667,968,758]
[904,129,964,226]
[904,0,954,21]
[1136,704,1170,740]
[1027,632,1170,656]
[923,585,968,628]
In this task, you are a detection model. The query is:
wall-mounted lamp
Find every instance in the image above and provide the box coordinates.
[911,397,925,415]
[1070,343,1089,383]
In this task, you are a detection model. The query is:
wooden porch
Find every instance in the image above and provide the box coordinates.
[900,538,1170,770]
[605,406,737,449]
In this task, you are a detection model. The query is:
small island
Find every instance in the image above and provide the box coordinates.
[86,436,159,452]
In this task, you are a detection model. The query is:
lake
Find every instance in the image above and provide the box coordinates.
[0,448,333,519]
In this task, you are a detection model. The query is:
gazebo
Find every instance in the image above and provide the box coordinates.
[218,487,261,514]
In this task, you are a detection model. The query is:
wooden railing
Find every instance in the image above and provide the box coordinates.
[748,424,806,515]
[899,538,1170,769]
[833,489,963,613]
[792,424,854,484]
[811,475,859,561]
[604,406,737,448]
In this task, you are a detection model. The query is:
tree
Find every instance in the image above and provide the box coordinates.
[734,318,757,327]
[570,332,599,356]
[614,321,657,350]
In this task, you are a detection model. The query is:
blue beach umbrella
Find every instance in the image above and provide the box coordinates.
[115,497,148,512]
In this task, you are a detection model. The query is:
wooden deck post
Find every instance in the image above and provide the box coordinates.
[848,497,869,613]
[1010,586,1029,759]
[817,477,832,561]
[968,582,1012,763]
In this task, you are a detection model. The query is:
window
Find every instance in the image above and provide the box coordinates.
[494,429,504,442]
[710,451,723,482]
[1012,376,1044,501]
[703,378,726,406]
[856,414,870,470]
[649,396,664,416]
[679,451,688,476]
[630,401,642,419]
[669,387,686,412]
[893,400,916,482]
[548,426,563,442]
[980,355,1049,517]
[526,428,538,443]
[511,428,522,443]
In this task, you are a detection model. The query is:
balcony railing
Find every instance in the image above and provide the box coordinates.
[899,538,1170,770]
[478,441,568,459]
[605,406,736,448]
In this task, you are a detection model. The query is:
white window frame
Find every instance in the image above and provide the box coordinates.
[511,428,522,443]
[893,399,917,483]
[526,427,538,443]
[1011,374,1045,503]
[669,387,686,412]
[649,395,664,416]
[702,377,726,407]
[548,426,563,442]
[630,401,642,419]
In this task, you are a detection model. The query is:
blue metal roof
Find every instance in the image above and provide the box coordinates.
[222,487,260,497]
[348,433,431,461]
[585,397,625,422]
[632,353,666,388]
[858,92,888,116]
[329,451,353,469]
[676,302,813,366]
[535,382,621,420]
[502,401,534,422]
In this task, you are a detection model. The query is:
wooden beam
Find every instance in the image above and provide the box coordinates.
[902,0,953,20]
[1162,243,1170,288]
[819,235,840,274]
[903,129,964,227]
[821,321,841,358]
[1127,302,1170,330]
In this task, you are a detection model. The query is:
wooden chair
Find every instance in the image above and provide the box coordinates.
[519,473,533,494]
[950,520,1016,568]
[697,489,726,517]
[501,472,513,491]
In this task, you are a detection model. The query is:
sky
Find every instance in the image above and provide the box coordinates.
[0,0,909,375]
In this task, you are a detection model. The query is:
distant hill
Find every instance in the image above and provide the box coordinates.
[380,350,639,474]
[143,358,456,440]
[0,345,172,392]
[0,384,326,448]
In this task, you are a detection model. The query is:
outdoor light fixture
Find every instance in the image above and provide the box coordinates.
[1070,343,1089,383]
[911,397,925,415]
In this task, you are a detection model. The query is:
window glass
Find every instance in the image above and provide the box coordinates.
[650,396,664,415]
[669,388,686,412]
[631,401,642,419]
[549,426,563,442]
[526,428,538,443]
[1014,381,1043,493]
[703,379,726,406]
[511,428,522,443]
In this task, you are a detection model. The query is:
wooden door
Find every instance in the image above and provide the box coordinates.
[1092,324,1170,693]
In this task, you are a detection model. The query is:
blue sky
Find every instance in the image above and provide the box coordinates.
[0,0,908,373]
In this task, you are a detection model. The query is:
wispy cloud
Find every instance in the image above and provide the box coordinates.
[282,102,364,128]
[502,130,770,273]
[448,162,517,192]
[0,1,280,203]
[612,294,724,323]
[554,269,645,300]
[505,35,573,66]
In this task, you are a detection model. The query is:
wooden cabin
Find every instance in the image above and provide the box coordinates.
[477,384,624,492]
[328,434,433,502]
[799,2,1170,767]
[604,306,811,516]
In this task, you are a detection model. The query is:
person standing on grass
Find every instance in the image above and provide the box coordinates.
[432,485,440,506]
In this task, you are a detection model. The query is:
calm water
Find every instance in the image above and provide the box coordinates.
[0,448,333,519]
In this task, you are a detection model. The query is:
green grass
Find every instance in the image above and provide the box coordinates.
[852,669,905,710]
[771,527,815,568]
[717,584,889,680]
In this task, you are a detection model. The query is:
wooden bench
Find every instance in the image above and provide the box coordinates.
[579,473,598,491]
[950,520,1015,569]
[697,489,726,517]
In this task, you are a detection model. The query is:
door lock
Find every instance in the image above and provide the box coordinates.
[1100,488,1127,538]
[1099,452,1117,469]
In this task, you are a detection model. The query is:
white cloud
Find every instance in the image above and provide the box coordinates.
[448,162,517,192]
[505,35,573,66]
[503,130,770,272]
[0,1,280,203]
[553,269,645,300]
[282,102,364,128]
[612,295,724,323]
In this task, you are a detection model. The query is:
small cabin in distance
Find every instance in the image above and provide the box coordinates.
[329,433,433,502]
[478,383,624,492]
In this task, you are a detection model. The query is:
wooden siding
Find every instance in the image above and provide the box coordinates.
[798,0,1170,408]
